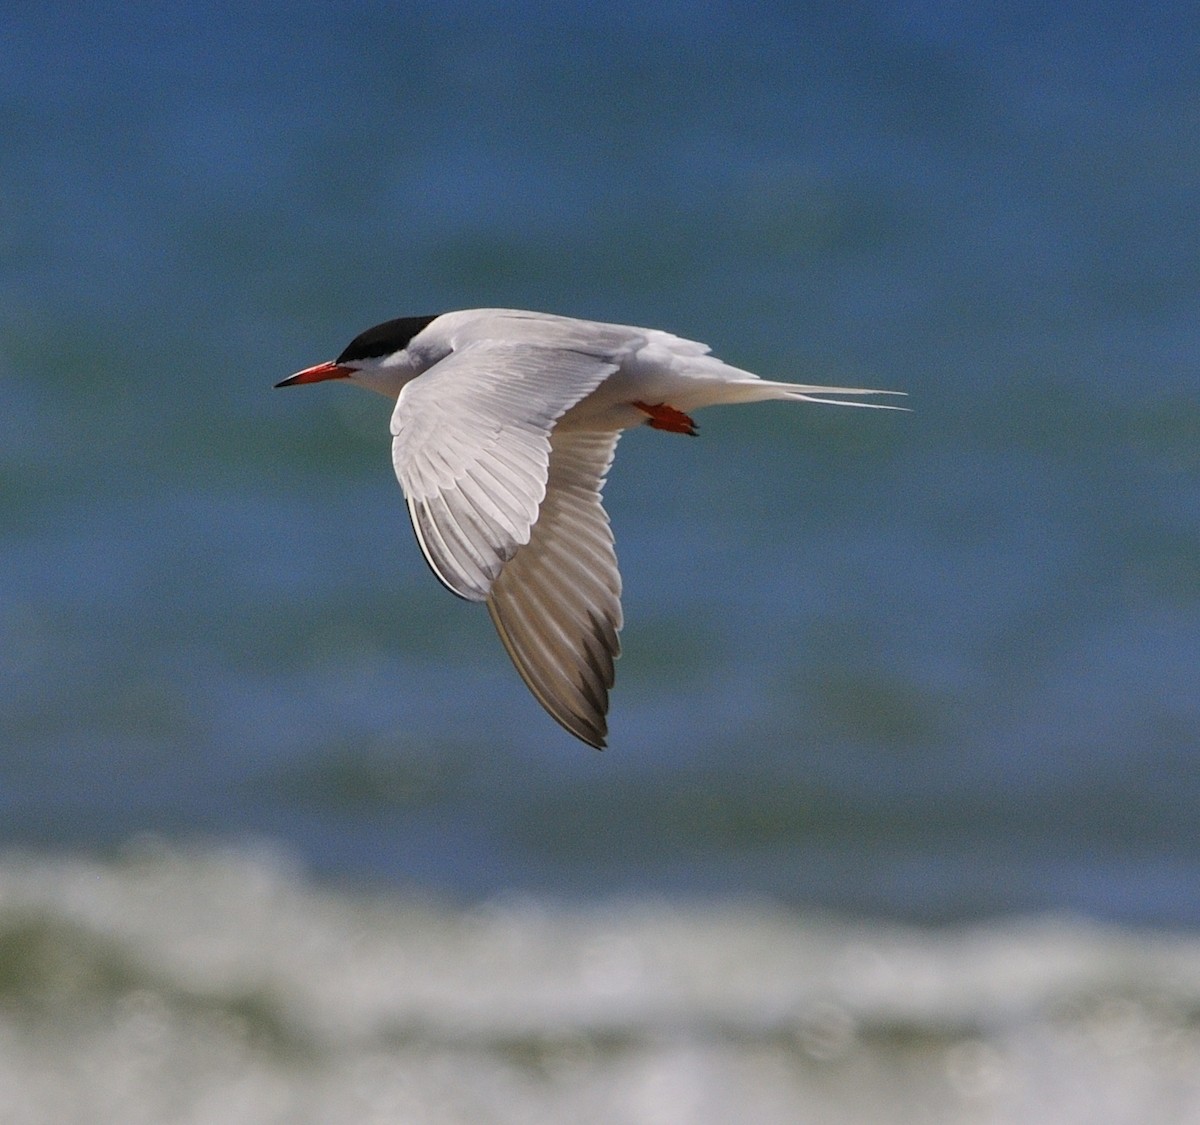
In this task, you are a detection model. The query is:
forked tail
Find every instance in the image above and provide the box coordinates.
[727,379,909,410]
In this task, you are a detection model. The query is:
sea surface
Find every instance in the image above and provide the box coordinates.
[1,3,1198,1120]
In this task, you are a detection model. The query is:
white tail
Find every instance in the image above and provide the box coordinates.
[769,382,909,409]
[709,377,909,411]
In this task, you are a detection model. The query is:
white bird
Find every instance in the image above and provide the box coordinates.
[277,308,902,749]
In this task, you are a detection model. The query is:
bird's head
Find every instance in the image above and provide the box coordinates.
[275,314,439,398]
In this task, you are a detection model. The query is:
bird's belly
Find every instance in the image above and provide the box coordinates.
[556,398,648,432]
[555,371,648,432]
[556,365,694,432]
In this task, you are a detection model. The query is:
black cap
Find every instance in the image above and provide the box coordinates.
[335,315,440,364]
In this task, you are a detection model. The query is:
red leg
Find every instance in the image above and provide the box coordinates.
[633,401,699,436]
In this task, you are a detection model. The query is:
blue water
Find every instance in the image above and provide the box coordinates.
[2,3,1198,925]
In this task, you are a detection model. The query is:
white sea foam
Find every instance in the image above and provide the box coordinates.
[0,842,1199,1124]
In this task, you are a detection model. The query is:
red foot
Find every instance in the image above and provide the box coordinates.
[633,401,698,436]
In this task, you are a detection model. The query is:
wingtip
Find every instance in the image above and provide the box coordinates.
[486,595,614,751]
[554,708,610,751]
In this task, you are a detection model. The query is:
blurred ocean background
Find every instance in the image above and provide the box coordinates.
[2,2,1198,1121]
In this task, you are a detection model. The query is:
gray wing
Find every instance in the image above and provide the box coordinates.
[486,429,623,749]
[391,340,619,601]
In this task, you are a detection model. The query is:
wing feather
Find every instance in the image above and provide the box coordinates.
[392,341,619,601]
[486,430,623,749]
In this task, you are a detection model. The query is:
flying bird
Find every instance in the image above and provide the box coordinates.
[277,308,901,748]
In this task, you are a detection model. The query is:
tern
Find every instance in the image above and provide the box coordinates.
[277,308,901,748]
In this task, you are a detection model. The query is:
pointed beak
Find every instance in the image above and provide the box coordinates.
[274,360,352,388]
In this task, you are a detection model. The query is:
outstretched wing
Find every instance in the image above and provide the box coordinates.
[391,341,618,601]
[486,429,623,749]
